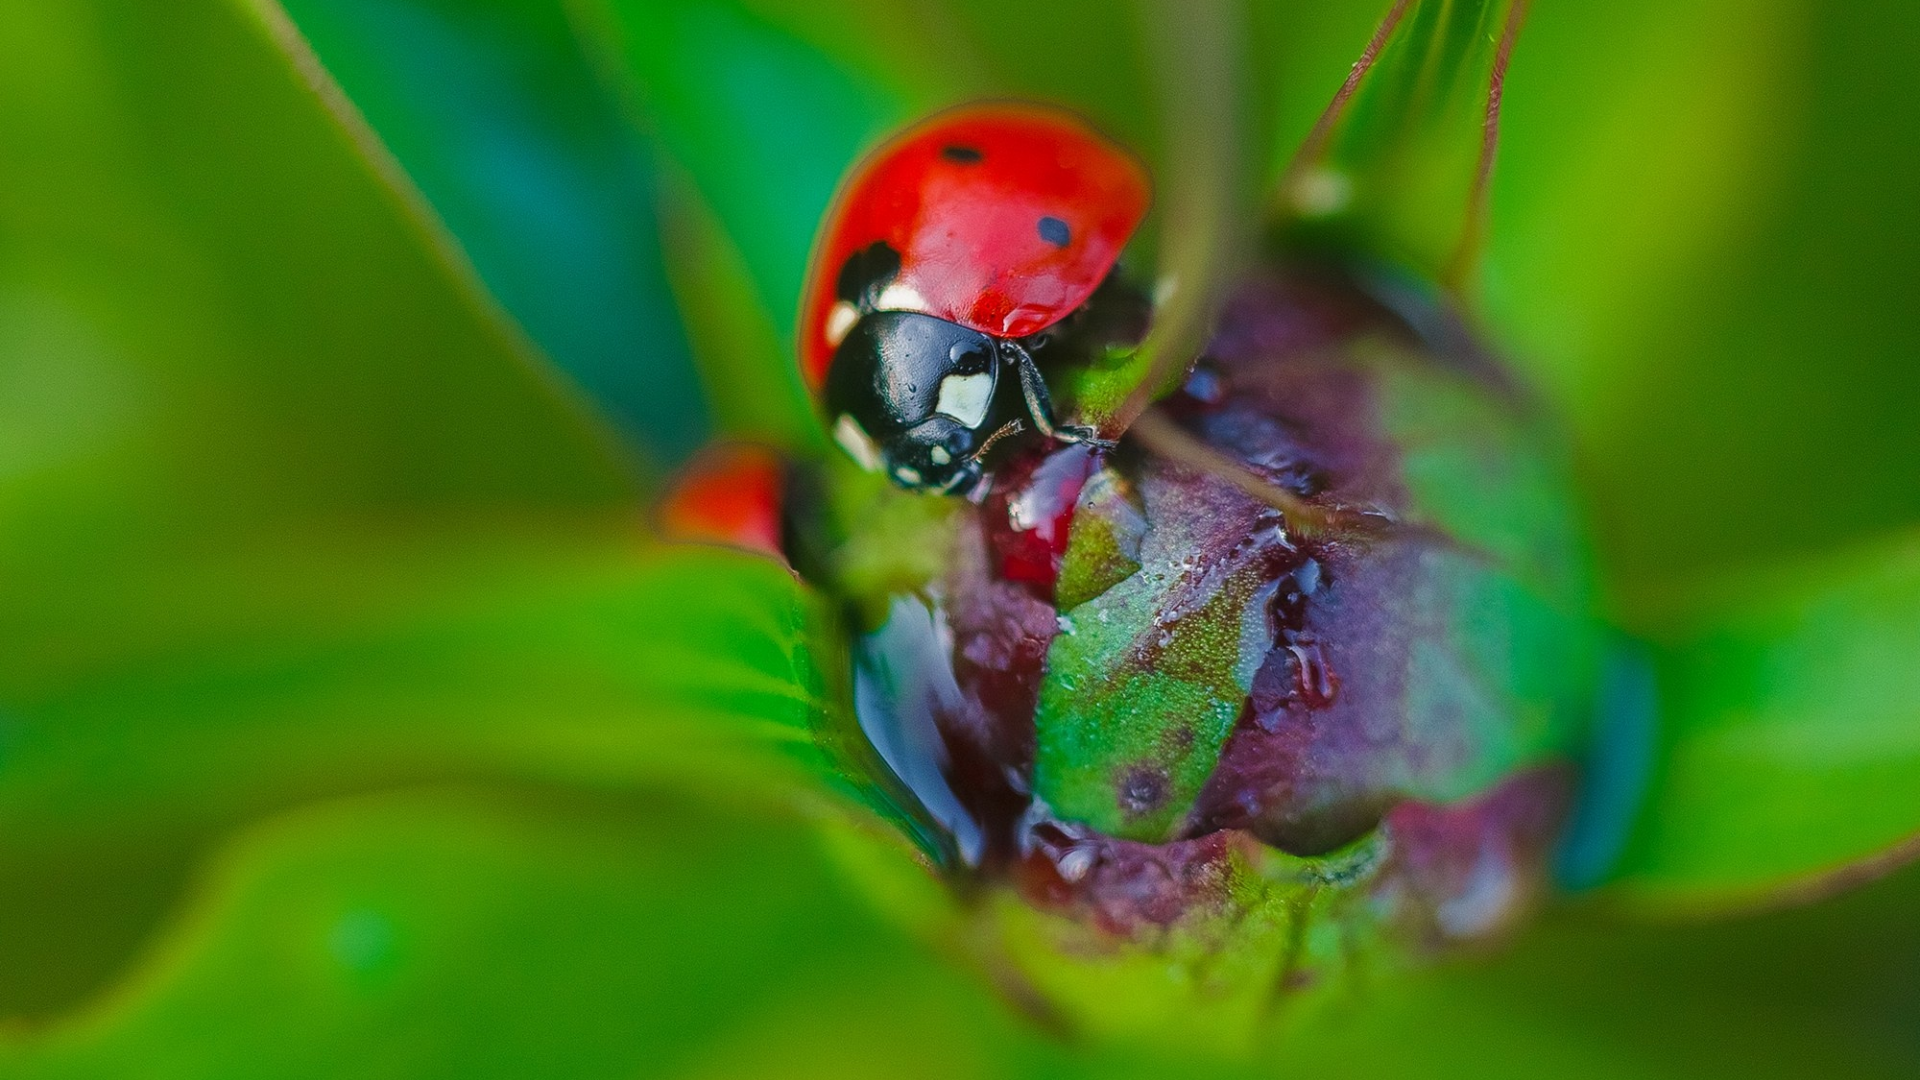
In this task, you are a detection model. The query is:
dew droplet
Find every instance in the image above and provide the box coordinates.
[1058,846,1096,882]
[1288,641,1340,709]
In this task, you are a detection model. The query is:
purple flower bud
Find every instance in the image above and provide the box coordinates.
[789,262,1600,1034]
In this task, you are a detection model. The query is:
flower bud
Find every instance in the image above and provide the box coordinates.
[788,262,1600,1045]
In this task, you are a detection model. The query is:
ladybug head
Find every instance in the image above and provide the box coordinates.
[824,311,1011,493]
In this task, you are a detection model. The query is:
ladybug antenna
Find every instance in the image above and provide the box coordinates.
[970,418,1026,464]
[1001,340,1115,448]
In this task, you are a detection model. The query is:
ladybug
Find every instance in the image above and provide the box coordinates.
[799,103,1151,494]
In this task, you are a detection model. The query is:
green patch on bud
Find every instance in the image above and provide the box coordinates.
[1054,466,1146,610]
[1035,464,1281,841]
[1370,349,1594,606]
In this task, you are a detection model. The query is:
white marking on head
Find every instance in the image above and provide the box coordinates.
[874,282,927,312]
[833,413,883,472]
[928,444,951,465]
[824,300,859,347]
[936,468,971,494]
[935,371,995,428]
[894,465,923,486]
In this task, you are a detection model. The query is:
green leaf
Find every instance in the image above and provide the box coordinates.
[1603,535,1920,913]
[2,789,1914,1077]
[5,543,849,840]
[0,0,641,702]
[1092,1,1253,428]
[0,0,637,540]
[572,0,910,349]
[0,791,1021,1079]
[565,0,932,446]
[0,0,655,703]
[0,528,889,1016]
[1276,868,1920,1079]
[268,0,713,461]
[1484,0,1920,614]
[1248,2,1401,195]
[0,0,629,1017]
[0,0,891,1016]
[652,161,823,452]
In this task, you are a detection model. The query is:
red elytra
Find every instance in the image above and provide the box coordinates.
[798,103,1151,391]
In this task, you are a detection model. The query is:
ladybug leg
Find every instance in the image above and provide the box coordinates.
[1002,341,1116,448]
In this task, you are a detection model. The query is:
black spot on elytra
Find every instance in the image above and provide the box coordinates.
[1037,215,1071,247]
[941,144,984,163]
[836,241,902,310]
[1117,765,1169,817]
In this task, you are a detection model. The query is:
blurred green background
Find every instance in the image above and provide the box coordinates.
[1,0,1916,1076]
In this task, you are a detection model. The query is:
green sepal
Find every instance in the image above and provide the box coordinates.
[1273,0,1524,284]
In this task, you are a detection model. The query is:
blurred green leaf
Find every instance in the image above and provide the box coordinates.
[1604,534,1920,913]
[572,0,910,347]
[1248,1,1399,194]
[1095,1,1252,428]
[1485,0,1920,616]
[652,161,823,451]
[1276,865,1920,1079]
[0,0,648,752]
[0,0,651,785]
[0,0,895,1016]
[0,791,1024,1080]
[4,542,851,845]
[0,0,618,1016]
[270,0,713,461]
[2,788,1914,1078]
[0,0,639,677]
[1484,0,1793,434]
[0,528,885,1016]
[566,0,932,447]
